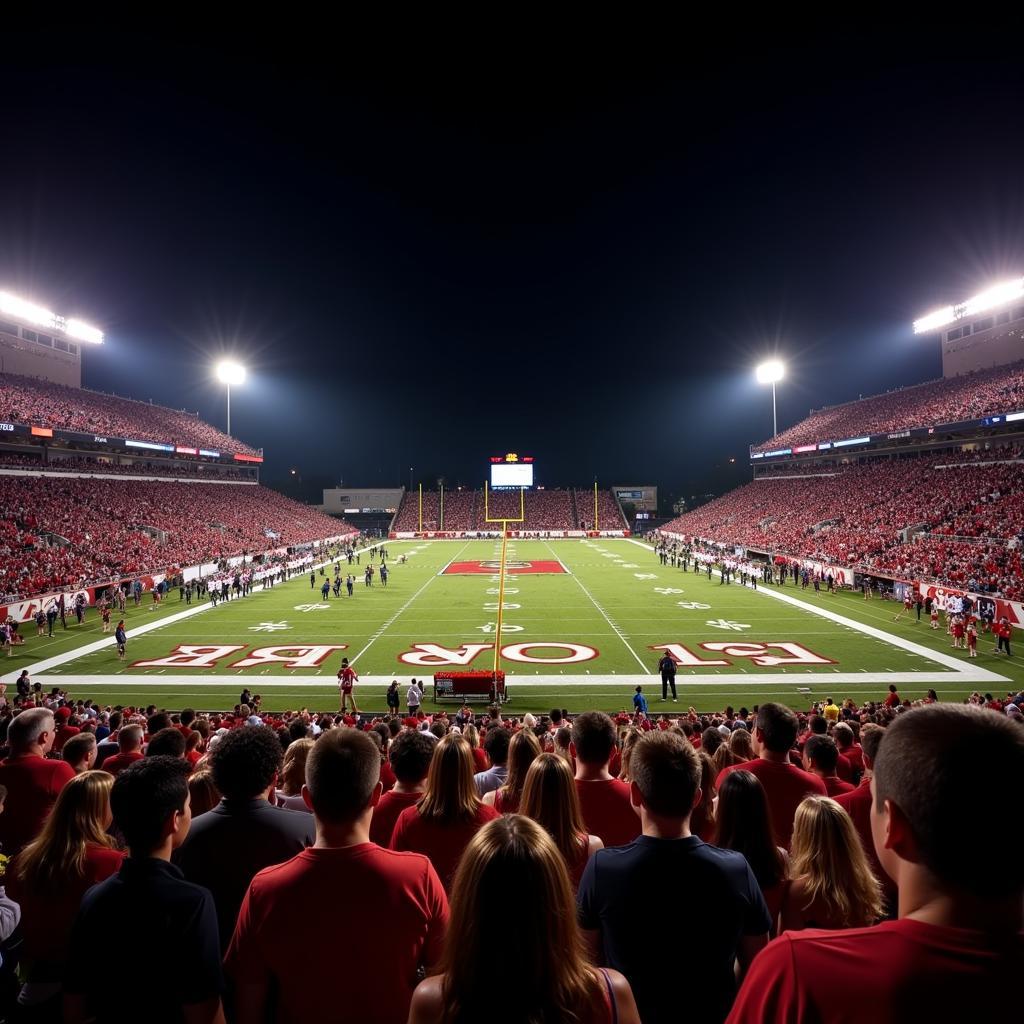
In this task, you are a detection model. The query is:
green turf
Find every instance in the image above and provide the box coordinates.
[3,539,1019,712]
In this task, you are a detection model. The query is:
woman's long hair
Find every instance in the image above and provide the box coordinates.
[617,728,643,784]
[790,796,883,926]
[281,738,314,796]
[714,770,786,891]
[16,771,116,889]
[417,733,482,824]
[463,724,480,749]
[520,753,589,871]
[495,729,542,811]
[728,727,754,762]
[689,750,717,838]
[439,815,602,1024]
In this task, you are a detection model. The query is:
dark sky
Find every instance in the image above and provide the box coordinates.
[2,29,1023,503]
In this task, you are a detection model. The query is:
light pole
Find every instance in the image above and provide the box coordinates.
[215,361,246,436]
[755,360,785,437]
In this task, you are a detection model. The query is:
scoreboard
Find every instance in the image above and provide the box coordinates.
[490,452,534,489]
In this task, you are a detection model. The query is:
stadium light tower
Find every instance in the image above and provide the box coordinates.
[756,360,785,437]
[215,361,246,436]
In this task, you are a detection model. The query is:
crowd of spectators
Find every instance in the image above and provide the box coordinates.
[752,358,1024,452]
[0,476,351,599]
[0,451,251,480]
[0,372,259,456]
[665,449,1024,598]
[0,687,1017,1021]
[391,488,627,532]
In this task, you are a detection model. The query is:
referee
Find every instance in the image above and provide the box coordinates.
[658,652,678,702]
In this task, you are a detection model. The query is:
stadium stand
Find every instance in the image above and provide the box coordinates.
[661,450,1024,597]
[0,371,259,456]
[752,359,1024,452]
[574,488,629,530]
[0,476,351,599]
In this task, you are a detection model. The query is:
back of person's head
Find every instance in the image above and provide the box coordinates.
[860,723,885,766]
[147,712,171,735]
[482,725,510,766]
[418,733,479,823]
[714,769,784,890]
[570,711,616,767]
[791,796,882,926]
[388,729,435,785]
[305,728,380,824]
[180,708,196,727]
[8,707,54,752]
[462,723,480,748]
[729,727,754,762]
[210,725,284,801]
[112,756,191,854]
[108,711,123,733]
[146,727,187,759]
[288,719,309,743]
[805,735,840,774]
[17,770,116,888]
[700,726,725,756]
[873,704,1024,895]
[809,715,828,736]
[520,753,588,867]
[430,720,448,740]
[119,723,144,752]
[440,815,600,1023]
[188,770,221,817]
[280,738,314,795]
[62,731,97,769]
[630,731,700,819]
[502,729,542,799]
[755,702,798,753]
[833,722,854,750]
[549,708,563,726]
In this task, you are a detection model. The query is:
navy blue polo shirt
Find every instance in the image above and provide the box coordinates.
[65,857,222,1022]
[578,835,770,1024]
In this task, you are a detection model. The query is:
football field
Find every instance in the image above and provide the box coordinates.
[2,538,1017,713]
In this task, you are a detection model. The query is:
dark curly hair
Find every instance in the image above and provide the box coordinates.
[210,726,284,800]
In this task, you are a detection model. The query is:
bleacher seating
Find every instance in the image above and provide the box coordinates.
[0,476,352,600]
[752,359,1024,453]
[574,488,627,530]
[0,372,259,456]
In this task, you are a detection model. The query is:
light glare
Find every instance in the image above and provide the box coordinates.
[65,318,104,344]
[215,361,246,386]
[756,360,785,384]
[913,276,1024,334]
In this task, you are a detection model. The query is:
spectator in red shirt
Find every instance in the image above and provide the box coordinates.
[391,733,500,890]
[61,733,98,775]
[717,703,827,849]
[369,729,434,846]
[0,707,76,857]
[778,796,883,933]
[833,722,864,781]
[571,711,642,849]
[408,815,640,1024]
[727,705,1024,1023]
[803,736,855,798]
[520,752,604,890]
[52,707,80,753]
[8,771,124,1012]
[226,729,448,1024]
[99,723,145,777]
[884,684,901,709]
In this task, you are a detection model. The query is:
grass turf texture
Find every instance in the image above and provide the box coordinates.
[3,539,1017,713]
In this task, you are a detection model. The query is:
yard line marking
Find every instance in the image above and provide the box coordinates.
[543,541,649,673]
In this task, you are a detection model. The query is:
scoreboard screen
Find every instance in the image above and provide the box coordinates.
[491,462,534,488]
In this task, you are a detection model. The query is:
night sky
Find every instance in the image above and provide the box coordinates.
[2,30,1023,506]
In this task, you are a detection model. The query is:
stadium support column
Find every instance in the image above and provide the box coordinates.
[418,482,423,533]
[594,481,598,532]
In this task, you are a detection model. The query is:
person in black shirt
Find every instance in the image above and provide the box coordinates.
[657,653,678,702]
[64,757,224,1024]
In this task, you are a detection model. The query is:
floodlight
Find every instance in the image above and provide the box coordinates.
[913,276,1024,334]
[0,291,56,327]
[756,360,785,384]
[215,361,246,386]
[65,318,104,344]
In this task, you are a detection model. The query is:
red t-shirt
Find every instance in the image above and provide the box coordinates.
[53,724,81,753]
[884,692,900,708]
[8,843,125,965]
[834,778,896,904]
[717,758,828,849]
[0,754,76,856]
[822,775,855,798]
[100,750,144,776]
[839,744,864,778]
[226,844,448,1024]
[370,790,422,847]
[574,778,641,849]
[470,746,489,773]
[390,803,500,891]
[835,752,854,783]
[725,918,1022,1023]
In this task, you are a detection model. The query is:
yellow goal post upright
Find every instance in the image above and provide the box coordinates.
[483,481,525,688]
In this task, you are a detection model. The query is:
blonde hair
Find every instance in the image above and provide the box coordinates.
[728,727,754,762]
[417,733,482,824]
[495,729,542,810]
[617,727,643,784]
[462,724,480,749]
[520,753,589,871]
[16,771,117,889]
[790,796,883,927]
[440,815,602,1024]
[281,738,315,796]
